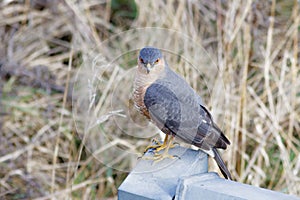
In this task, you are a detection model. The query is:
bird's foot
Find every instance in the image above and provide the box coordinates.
[143,138,164,153]
[143,137,178,154]
[142,152,179,163]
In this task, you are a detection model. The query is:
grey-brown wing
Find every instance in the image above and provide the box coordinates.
[144,81,229,150]
[144,83,182,134]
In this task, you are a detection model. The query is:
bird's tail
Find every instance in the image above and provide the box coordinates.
[212,148,232,180]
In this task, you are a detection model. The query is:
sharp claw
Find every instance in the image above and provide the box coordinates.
[141,136,178,163]
[143,145,160,154]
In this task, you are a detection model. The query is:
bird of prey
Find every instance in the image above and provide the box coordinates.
[133,46,232,180]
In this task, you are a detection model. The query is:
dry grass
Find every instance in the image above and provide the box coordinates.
[0,0,299,199]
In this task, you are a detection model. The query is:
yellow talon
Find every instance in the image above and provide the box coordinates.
[151,137,162,145]
[143,135,177,153]
[142,135,179,162]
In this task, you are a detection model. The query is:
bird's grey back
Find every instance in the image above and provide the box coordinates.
[143,62,228,150]
[149,65,223,147]
[156,65,203,105]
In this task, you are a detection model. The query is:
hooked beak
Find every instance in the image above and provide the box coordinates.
[145,63,151,74]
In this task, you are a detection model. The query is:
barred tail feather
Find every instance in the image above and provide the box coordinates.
[212,148,232,180]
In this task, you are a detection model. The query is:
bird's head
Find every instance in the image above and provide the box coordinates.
[138,47,165,74]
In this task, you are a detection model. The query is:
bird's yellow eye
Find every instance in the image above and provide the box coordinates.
[140,58,144,63]
[155,58,160,64]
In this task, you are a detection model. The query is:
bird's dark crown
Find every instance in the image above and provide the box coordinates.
[139,47,162,64]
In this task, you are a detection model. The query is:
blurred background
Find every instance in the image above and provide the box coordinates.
[0,0,299,199]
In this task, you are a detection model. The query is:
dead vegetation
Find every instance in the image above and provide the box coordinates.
[0,0,299,199]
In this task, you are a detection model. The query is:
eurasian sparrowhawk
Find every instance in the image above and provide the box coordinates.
[133,46,232,179]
